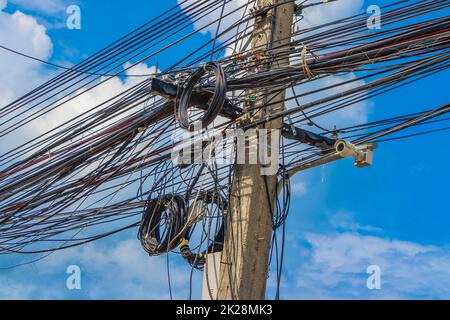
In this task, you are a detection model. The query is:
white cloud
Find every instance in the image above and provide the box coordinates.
[330,212,383,234]
[0,4,53,107]
[8,0,67,15]
[0,280,37,299]
[31,62,157,136]
[291,180,307,197]
[286,232,450,299]
[4,223,450,300]
[0,3,56,154]
[35,238,200,299]
[0,234,200,300]
[298,0,365,30]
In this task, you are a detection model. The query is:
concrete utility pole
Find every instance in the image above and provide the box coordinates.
[218,0,295,300]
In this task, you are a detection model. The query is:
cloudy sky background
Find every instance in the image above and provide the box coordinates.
[0,0,450,299]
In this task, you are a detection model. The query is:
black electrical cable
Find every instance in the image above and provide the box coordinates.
[138,194,187,256]
[179,190,226,270]
[177,62,227,131]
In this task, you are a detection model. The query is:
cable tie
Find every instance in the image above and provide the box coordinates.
[179,238,190,248]
[301,44,316,80]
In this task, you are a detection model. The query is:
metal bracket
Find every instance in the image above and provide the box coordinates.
[294,4,304,17]
[281,123,336,152]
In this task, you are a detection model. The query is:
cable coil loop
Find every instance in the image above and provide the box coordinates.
[176,62,227,132]
[139,194,187,256]
[179,191,227,270]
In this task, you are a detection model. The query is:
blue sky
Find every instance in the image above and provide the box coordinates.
[0,0,450,300]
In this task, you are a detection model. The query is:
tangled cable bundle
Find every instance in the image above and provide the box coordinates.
[138,194,188,256]
[176,62,227,131]
[179,191,227,270]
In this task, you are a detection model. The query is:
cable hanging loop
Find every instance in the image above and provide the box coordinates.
[179,190,227,270]
[176,62,227,132]
[138,194,188,256]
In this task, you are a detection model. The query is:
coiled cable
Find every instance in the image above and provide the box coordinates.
[139,194,188,256]
[179,191,226,270]
[176,62,227,131]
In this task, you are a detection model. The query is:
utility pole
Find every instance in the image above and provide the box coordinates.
[217,0,295,300]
